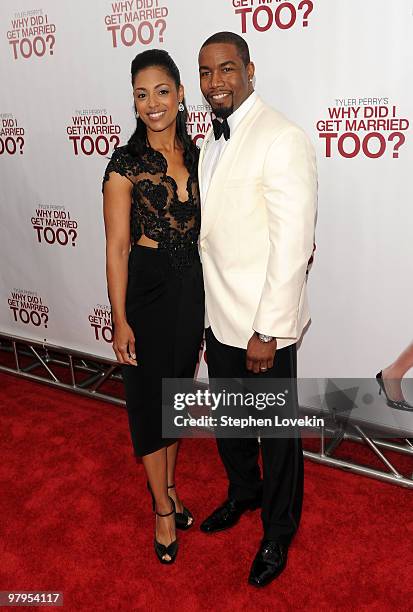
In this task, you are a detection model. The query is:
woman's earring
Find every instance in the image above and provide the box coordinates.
[135,111,139,118]
[178,102,184,112]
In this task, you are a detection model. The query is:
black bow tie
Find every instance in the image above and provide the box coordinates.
[212,117,230,141]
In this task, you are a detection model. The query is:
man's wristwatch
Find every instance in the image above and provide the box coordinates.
[256,332,275,343]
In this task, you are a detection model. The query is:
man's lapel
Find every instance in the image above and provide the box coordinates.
[200,97,263,240]
[198,125,214,209]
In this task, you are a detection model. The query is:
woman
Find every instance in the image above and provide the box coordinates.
[103,50,204,563]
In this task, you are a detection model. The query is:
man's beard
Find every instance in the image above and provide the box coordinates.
[211,100,234,120]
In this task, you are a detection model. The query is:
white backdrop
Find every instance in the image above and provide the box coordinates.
[1,0,412,378]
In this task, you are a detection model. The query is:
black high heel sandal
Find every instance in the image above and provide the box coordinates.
[154,497,178,564]
[168,484,194,530]
[376,371,413,411]
[147,482,194,530]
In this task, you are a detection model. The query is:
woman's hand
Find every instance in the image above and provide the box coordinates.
[112,321,137,366]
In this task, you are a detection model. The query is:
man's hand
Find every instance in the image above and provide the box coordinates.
[246,333,277,374]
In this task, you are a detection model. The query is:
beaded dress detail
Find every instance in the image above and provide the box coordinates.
[103,144,200,271]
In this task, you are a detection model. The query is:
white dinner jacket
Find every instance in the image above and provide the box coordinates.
[198,95,317,350]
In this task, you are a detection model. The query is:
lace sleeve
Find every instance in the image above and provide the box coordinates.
[102,146,136,192]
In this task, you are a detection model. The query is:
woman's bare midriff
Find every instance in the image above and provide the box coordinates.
[136,234,159,248]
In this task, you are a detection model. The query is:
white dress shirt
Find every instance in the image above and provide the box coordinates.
[200,91,258,204]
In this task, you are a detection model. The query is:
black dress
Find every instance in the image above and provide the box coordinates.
[103,144,204,457]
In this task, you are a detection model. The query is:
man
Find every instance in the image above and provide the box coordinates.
[197,32,317,587]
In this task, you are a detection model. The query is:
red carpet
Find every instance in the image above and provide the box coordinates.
[1,372,412,611]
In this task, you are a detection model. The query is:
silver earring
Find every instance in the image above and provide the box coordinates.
[178,102,184,112]
[135,111,139,118]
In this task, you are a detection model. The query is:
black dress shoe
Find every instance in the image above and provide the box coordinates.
[200,497,261,534]
[248,540,288,587]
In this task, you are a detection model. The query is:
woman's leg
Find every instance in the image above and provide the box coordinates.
[166,441,179,495]
[166,442,193,525]
[142,446,176,561]
[382,341,413,401]
[162,257,203,524]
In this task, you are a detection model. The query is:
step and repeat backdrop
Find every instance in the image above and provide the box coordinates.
[0,0,412,378]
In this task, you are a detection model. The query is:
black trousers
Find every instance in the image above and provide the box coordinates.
[205,327,304,544]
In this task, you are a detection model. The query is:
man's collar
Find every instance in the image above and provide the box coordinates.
[227,91,258,131]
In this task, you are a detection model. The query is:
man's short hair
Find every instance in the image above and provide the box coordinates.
[200,31,250,66]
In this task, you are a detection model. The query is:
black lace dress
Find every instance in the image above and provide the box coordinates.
[103,144,204,457]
